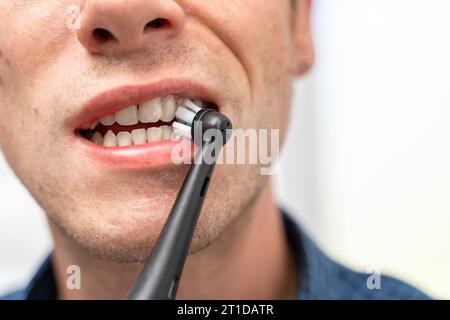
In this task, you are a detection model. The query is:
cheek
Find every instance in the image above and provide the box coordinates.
[0,2,72,90]
[224,1,293,104]
[256,7,293,135]
[0,5,73,171]
[0,92,58,197]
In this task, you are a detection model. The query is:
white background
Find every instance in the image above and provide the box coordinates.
[1,0,450,298]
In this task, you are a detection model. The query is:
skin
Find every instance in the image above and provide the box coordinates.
[0,0,314,299]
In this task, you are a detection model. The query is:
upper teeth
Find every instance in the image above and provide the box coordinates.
[161,96,177,122]
[115,105,138,126]
[138,98,163,123]
[98,94,179,126]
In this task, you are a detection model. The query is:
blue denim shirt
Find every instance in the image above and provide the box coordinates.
[1,211,430,300]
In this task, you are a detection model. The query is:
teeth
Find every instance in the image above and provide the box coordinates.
[131,128,147,145]
[138,98,162,123]
[103,130,117,147]
[91,132,103,145]
[147,127,163,142]
[88,95,206,147]
[117,131,132,147]
[90,121,99,130]
[161,125,173,140]
[97,96,203,126]
[161,95,177,122]
[116,105,138,126]
[100,115,115,126]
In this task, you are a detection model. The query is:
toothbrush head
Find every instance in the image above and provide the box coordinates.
[173,99,233,147]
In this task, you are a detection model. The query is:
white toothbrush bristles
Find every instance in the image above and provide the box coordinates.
[183,99,202,113]
[172,121,192,139]
[175,106,196,125]
[173,99,205,139]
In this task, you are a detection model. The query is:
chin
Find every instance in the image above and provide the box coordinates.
[49,198,222,263]
[44,164,256,263]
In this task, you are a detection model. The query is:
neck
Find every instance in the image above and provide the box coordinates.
[49,182,298,300]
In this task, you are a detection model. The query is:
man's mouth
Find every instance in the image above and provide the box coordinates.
[71,80,223,169]
[79,95,212,147]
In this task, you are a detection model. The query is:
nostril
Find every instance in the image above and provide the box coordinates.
[92,28,117,42]
[145,18,170,30]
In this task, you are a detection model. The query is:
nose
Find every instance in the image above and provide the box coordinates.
[76,0,185,55]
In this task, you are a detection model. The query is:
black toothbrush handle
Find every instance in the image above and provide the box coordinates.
[127,142,219,300]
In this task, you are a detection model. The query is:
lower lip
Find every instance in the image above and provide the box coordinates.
[74,134,196,170]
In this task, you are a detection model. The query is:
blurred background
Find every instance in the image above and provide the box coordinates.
[1,0,450,298]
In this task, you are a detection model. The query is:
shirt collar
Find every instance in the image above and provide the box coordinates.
[24,254,57,300]
[281,210,333,299]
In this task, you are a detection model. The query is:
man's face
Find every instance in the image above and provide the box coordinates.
[0,1,311,262]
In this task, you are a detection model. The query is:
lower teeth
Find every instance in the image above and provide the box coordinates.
[89,125,176,147]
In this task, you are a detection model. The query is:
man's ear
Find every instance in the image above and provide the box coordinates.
[292,0,315,76]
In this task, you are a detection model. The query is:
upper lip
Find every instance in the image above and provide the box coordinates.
[70,78,222,131]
